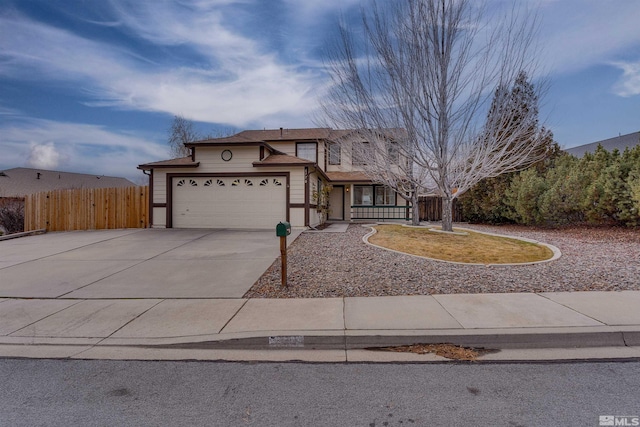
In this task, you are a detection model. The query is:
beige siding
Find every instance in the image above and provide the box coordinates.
[152,207,166,227]
[289,208,305,227]
[318,142,327,170]
[309,209,321,227]
[195,146,260,172]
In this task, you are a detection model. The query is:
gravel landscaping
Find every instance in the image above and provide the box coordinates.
[244,223,640,298]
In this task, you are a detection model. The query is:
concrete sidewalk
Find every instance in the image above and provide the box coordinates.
[1,291,639,362]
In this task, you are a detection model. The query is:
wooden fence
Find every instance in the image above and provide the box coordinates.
[25,186,149,232]
[418,196,463,222]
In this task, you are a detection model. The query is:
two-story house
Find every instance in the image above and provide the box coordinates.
[137,128,411,229]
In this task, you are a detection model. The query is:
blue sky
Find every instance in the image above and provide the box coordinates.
[1,0,640,182]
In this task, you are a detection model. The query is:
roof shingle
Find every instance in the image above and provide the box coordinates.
[187,128,362,146]
[565,131,640,157]
[253,154,314,166]
[0,168,137,198]
[137,157,199,170]
[325,171,372,182]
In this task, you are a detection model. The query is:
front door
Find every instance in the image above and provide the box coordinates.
[328,186,344,220]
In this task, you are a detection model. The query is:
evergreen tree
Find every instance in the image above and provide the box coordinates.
[461,72,557,223]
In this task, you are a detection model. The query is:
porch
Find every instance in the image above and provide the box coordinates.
[350,205,412,221]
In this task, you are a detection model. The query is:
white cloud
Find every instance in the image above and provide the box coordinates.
[0,118,168,180]
[611,61,640,97]
[0,4,327,128]
[0,105,20,116]
[27,142,62,169]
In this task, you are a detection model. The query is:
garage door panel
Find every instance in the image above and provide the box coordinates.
[172,176,287,229]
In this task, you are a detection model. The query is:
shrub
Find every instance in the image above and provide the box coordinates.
[0,199,25,234]
[505,168,547,225]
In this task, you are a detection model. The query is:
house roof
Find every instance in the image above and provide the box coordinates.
[565,131,640,157]
[0,167,136,198]
[137,156,200,170]
[252,154,314,167]
[186,128,362,146]
[325,171,372,183]
[190,128,332,145]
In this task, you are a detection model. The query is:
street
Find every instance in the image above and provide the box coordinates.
[1,358,638,426]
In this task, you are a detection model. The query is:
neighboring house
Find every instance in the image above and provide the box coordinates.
[0,167,136,198]
[138,128,411,229]
[565,131,640,157]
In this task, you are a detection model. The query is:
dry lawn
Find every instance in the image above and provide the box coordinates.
[369,224,554,264]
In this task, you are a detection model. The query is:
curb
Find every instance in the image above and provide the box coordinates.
[136,329,639,351]
[0,229,46,241]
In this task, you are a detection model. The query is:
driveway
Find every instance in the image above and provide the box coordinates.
[0,228,301,299]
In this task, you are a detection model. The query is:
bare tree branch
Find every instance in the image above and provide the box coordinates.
[168,115,199,158]
[319,0,549,231]
[168,115,237,158]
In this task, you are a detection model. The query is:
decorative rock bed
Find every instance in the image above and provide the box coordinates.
[245,224,640,299]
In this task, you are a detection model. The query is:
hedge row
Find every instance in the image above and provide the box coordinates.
[460,144,640,227]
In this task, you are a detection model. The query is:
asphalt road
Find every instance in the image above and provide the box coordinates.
[1,359,638,426]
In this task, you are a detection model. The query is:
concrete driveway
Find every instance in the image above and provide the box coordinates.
[0,228,301,299]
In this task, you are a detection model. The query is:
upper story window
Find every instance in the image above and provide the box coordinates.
[352,141,368,166]
[388,142,400,164]
[296,142,317,163]
[328,143,341,165]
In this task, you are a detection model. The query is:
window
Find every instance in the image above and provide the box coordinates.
[375,186,396,205]
[388,142,400,164]
[352,142,367,166]
[296,142,317,162]
[354,185,396,206]
[354,186,374,206]
[328,143,341,165]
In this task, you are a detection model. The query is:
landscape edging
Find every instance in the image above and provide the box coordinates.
[361,224,562,266]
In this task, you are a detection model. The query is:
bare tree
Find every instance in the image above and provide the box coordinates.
[168,115,237,158]
[168,115,199,158]
[320,0,550,231]
[335,129,428,225]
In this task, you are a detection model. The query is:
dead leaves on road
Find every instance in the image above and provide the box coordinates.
[371,343,498,361]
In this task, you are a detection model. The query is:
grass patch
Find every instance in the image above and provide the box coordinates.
[368,224,554,264]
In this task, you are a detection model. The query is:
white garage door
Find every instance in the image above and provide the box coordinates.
[172,176,287,229]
